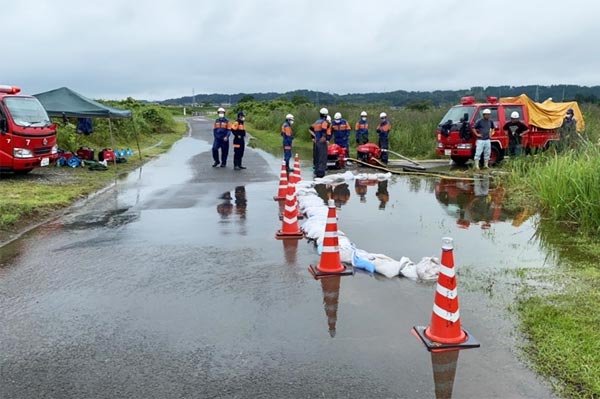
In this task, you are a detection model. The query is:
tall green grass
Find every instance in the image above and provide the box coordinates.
[233,100,444,159]
[504,103,600,235]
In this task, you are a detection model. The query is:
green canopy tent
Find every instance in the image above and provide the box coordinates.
[34,87,141,161]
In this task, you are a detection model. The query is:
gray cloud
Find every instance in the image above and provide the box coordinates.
[3,0,599,99]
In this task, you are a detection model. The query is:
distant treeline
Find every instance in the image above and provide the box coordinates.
[161,85,600,107]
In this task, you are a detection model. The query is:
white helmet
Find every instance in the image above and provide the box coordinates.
[286,113,294,120]
[319,107,329,115]
[334,112,342,120]
[217,107,225,113]
[326,115,331,122]
[360,111,367,117]
[379,112,387,118]
[510,111,520,119]
[482,108,491,115]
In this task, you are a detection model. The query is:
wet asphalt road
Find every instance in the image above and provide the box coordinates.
[0,118,554,398]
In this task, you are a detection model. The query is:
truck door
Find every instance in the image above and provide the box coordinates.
[0,107,13,170]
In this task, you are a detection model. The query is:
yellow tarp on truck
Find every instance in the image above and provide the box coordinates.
[500,94,584,132]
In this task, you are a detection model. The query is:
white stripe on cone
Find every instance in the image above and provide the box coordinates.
[283,217,297,224]
[432,303,460,323]
[322,246,340,253]
[439,264,455,278]
[323,232,337,238]
[436,284,458,299]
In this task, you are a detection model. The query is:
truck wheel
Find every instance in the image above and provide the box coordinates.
[14,169,33,175]
[489,144,504,166]
[450,156,469,166]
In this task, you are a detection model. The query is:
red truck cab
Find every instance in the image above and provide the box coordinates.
[0,85,58,174]
[435,96,559,166]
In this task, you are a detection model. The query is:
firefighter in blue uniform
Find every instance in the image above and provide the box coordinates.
[331,112,351,157]
[231,111,247,170]
[212,107,231,167]
[376,112,391,164]
[281,113,295,172]
[355,111,369,145]
[309,108,331,178]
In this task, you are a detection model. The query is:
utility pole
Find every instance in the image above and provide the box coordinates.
[535,86,539,102]
[192,88,195,106]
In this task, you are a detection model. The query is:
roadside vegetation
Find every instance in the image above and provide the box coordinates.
[499,103,600,398]
[0,100,186,236]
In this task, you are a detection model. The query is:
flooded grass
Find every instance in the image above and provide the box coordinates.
[518,268,600,398]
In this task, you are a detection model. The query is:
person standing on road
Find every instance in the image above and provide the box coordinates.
[281,113,295,172]
[472,108,495,169]
[376,112,391,164]
[355,111,369,146]
[331,112,351,158]
[309,108,331,178]
[231,111,247,170]
[212,107,232,168]
[502,111,529,157]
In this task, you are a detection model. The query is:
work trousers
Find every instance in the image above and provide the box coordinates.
[212,138,229,165]
[233,140,245,167]
[379,135,389,164]
[474,139,491,162]
[315,140,328,177]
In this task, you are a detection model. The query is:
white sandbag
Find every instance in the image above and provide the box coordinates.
[415,257,441,281]
[399,257,418,280]
[372,254,405,278]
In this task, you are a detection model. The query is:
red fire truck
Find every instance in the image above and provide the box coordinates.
[0,85,58,174]
[435,96,560,166]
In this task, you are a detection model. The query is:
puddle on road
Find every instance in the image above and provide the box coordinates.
[310,172,552,273]
[0,137,559,398]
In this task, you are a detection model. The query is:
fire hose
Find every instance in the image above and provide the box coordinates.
[345,157,479,181]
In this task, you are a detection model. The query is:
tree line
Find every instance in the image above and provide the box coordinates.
[161,85,600,107]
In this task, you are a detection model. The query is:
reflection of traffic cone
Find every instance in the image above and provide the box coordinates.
[273,161,288,201]
[308,200,353,278]
[275,183,304,240]
[430,350,460,399]
[282,239,299,265]
[413,237,479,351]
[321,275,341,337]
[290,153,302,184]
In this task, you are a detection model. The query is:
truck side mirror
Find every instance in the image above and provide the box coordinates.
[0,118,7,133]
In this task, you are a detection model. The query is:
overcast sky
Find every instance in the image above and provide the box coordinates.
[4,0,599,100]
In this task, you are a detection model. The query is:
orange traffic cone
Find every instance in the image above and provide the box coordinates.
[320,275,341,337]
[308,199,353,278]
[279,182,303,220]
[273,161,288,201]
[289,153,302,184]
[430,350,460,399]
[275,183,304,240]
[413,237,479,351]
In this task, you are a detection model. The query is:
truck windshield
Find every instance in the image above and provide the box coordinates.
[438,106,475,126]
[4,97,51,127]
